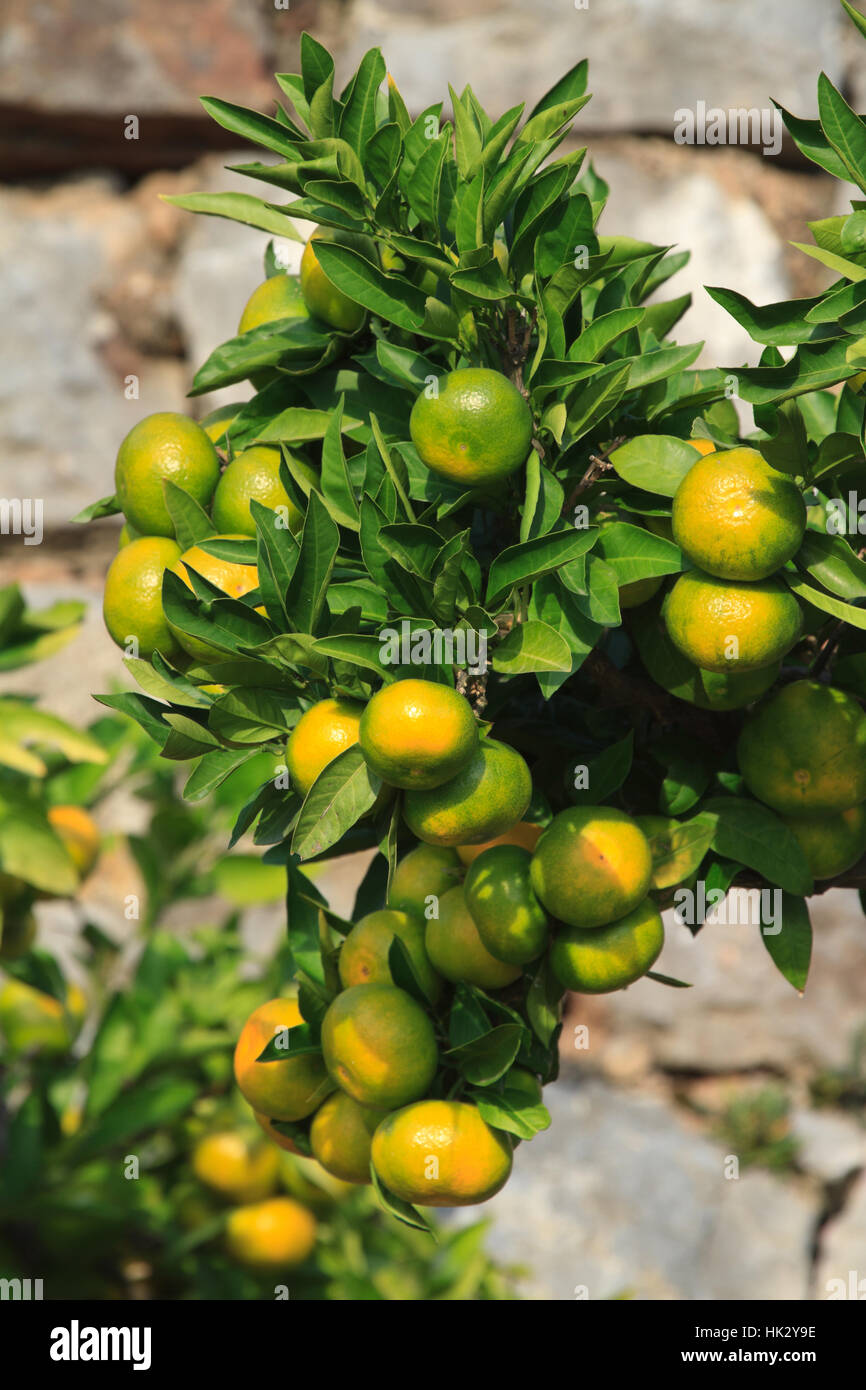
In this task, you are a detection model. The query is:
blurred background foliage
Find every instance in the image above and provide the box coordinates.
[0,587,515,1299]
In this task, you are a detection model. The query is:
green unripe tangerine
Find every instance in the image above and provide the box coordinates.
[463,845,548,965]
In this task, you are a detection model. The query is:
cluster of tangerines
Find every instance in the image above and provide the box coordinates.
[101,227,534,666]
[190,1125,320,1271]
[228,673,672,1209]
[96,222,866,1216]
[627,444,866,879]
[663,444,806,694]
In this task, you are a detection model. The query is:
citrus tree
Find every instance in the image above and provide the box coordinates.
[75,3,866,1226]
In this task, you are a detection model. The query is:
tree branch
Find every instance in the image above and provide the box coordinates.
[809,619,845,679]
[563,437,626,515]
[579,648,731,750]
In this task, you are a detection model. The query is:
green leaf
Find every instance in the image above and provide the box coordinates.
[526,59,589,121]
[407,127,451,228]
[162,191,303,240]
[784,570,866,629]
[525,956,565,1045]
[455,171,485,256]
[253,497,299,626]
[511,166,573,271]
[200,96,300,158]
[596,521,683,584]
[73,1077,199,1160]
[842,211,866,254]
[2,1092,43,1199]
[626,341,703,390]
[521,456,565,541]
[642,813,717,890]
[291,745,382,860]
[366,123,402,192]
[470,1087,552,1141]
[773,100,851,180]
[476,103,525,179]
[163,480,214,550]
[564,361,632,443]
[609,435,704,497]
[283,491,340,634]
[162,571,272,658]
[569,307,645,360]
[311,633,395,681]
[645,971,693,989]
[445,1023,523,1085]
[0,626,83,673]
[450,85,483,178]
[184,748,258,802]
[298,33,334,103]
[432,532,471,621]
[842,0,866,40]
[379,522,443,578]
[534,194,595,278]
[123,656,208,707]
[756,399,810,476]
[0,701,108,776]
[808,432,865,485]
[492,620,572,675]
[796,529,866,600]
[486,528,597,609]
[528,575,601,698]
[312,241,426,330]
[704,286,823,345]
[762,894,812,993]
[320,397,360,529]
[450,255,515,302]
[0,808,79,894]
[209,687,300,744]
[817,72,866,191]
[569,731,634,806]
[301,178,368,221]
[482,144,536,243]
[568,554,621,625]
[387,935,434,1008]
[370,1162,435,1234]
[704,797,813,896]
[70,494,121,524]
[242,405,347,448]
[191,319,336,395]
[791,238,866,282]
[338,47,386,155]
[735,336,861,405]
[516,94,591,146]
[374,340,441,392]
[642,293,692,341]
[93,690,171,748]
